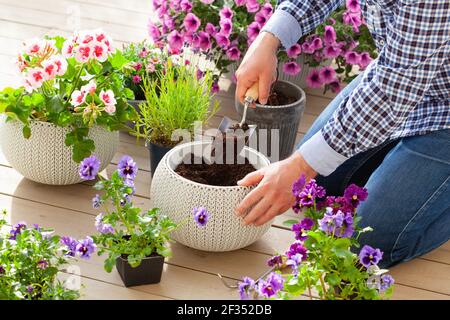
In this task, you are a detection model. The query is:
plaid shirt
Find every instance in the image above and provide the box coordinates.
[262,0,450,176]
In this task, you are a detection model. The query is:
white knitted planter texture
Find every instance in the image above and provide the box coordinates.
[151,141,272,252]
[0,119,118,185]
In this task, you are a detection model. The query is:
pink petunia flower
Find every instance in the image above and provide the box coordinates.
[184,13,201,33]
[169,0,181,11]
[287,44,302,59]
[215,33,230,49]
[310,37,323,51]
[198,31,212,51]
[167,30,184,52]
[247,21,261,42]
[180,0,192,11]
[163,15,176,32]
[260,2,273,16]
[302,42,315,54]
[205,23,218,36]
[226,46,241,61]
[220,6,233,20]
[323,45,341,58]
[324,25,336,45]
[346,0,361,13]
[196,69,204,80]
[219,19,233,36]
[306,69,323,88]
[234,0,246,6]
[246,0,260,13]
[329,80,342,93]
[344,51,361,65]
[70,89,87,107]
[283,61,301,76]
[254,11,269,26]
[358,52,372,69]
[319,66,336,84]
[148,21,161,41]
[343,11,362,32]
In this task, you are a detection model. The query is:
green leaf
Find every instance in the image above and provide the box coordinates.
[52,36,66,51]
[48,96,65,114]
[324,273,341,286]
[283,219,298,227]
[124,88,134,100]
[104,257,115,273]
[22,125,31,139]
[110,50,128,70]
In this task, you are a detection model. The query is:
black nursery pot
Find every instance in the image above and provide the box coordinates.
[126,99,146,129]
[116,254,165,287]
[148,142,172,176]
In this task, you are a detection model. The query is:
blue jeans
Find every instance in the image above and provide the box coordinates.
[298,74,450,268]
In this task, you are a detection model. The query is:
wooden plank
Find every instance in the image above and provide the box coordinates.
[74,0,152,14]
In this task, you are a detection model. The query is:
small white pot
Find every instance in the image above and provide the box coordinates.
[0,119,118,185]
[151,141,272,252]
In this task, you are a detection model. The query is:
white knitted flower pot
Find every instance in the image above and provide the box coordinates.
[0,119,118,185]
[151,141,273,252]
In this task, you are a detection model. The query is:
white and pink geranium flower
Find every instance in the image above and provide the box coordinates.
[81,80,97,95]
[99,90,117,114]
[25,68,45,91]
[70,90,87,107]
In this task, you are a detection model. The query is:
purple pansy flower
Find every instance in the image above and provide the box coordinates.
[118,155,138,181]
[76,236,96,259]
[344,184,368,207]
[380,274,395,291]
[238,276,255,300]
[60,236,79,257]
[292,218,314,241]
[267,255,283,268]
[292,174,306,198]
[79,156,100,181]
[283,61,301,76]
[95,213,115,234]
[296,178,326,208]
[359,245,383,268]
[319,66,336,84]
[37,259,48,269]
[286,253,304,275]
[258,272,284,298]
[193,207,210,227]
[92,194,101,209]
[318,208,344,234]
[286,241,308,260]
[9,221,26,240]
[306,69,323,89]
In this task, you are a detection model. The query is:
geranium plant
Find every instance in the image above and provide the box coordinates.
[0,210,95,300]
[121,41,169,100]
[147,0,376,93]
[238,177,395,300]
[133,61,219,147]
[0,29,138,162]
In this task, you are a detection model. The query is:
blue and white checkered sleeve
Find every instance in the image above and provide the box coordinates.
[299,0,450,176]
[261,0,344,48]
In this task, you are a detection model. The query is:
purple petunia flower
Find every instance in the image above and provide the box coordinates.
[254,11,268,26]
[183,13,201,33]
[346,0,361,13]
[193,207,210,227]
[329,80,342,93]
[323,44,341,59]
[205,23,217,36]
[359,245,383,268]
[324,25,336,45]
[292,217,314,241]
[197,31,211,51]
[211,80,220,94]
[219,18,233,36]
[180,0,192,11]
[283,61,301,76]
[310,37,323,51]
[245,0,260,13]
[238,276,255,300]
[267,255,283,268]
[234,0,246,6]
[226,46,241,61]
[118,155,138,181]
[343,11,362,32]
[306,69,323,89]
[287,44,302,59]
[147,21,161,41]
[95,213,115,234]
[260,2,273,16]
[60,236,79,257]
[257,272,284,298]
[380,274,395,291]
[344,184,368,207]
[219,6,233,20]
[167,30,184,52]
[76,236,96,259]
[319,66,336,84]
[344,51,361,65]
[301,42,315,54]
[286,241,308,260]
[246,21,261,42]
[9,221,26,240]
[37,259,48,269]
[214,33,230,49]
[359,52,372,70]
[92,194,101,209]
[79,156,100,181]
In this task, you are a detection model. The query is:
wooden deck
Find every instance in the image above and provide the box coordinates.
[0,0,449,300]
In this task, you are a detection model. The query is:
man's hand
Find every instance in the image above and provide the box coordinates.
[235,152,317,226]
[235,32,280,105]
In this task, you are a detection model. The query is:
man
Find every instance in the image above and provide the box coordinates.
[235,0,449,267]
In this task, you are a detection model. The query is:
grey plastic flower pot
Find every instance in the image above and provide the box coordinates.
[234,80,306,161]
[116,254,165,287]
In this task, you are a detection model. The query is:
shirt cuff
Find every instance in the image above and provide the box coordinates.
[298,131,348,176]
[261,9,302,49]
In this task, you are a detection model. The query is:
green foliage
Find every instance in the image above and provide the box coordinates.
[133,62,219,147]
[91,170,177,271]
[0,210,81,300]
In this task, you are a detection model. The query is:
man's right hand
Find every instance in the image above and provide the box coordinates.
[235,32,280,105]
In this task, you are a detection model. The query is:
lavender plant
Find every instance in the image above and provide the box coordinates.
[0,210,94,300]
[239,177,395,300]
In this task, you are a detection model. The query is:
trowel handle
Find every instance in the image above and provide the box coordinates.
[245,82,259,103]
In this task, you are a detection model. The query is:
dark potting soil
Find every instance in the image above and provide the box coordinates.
[259,88,296,106]
[175,154,256,186]
[229,122,250,131]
